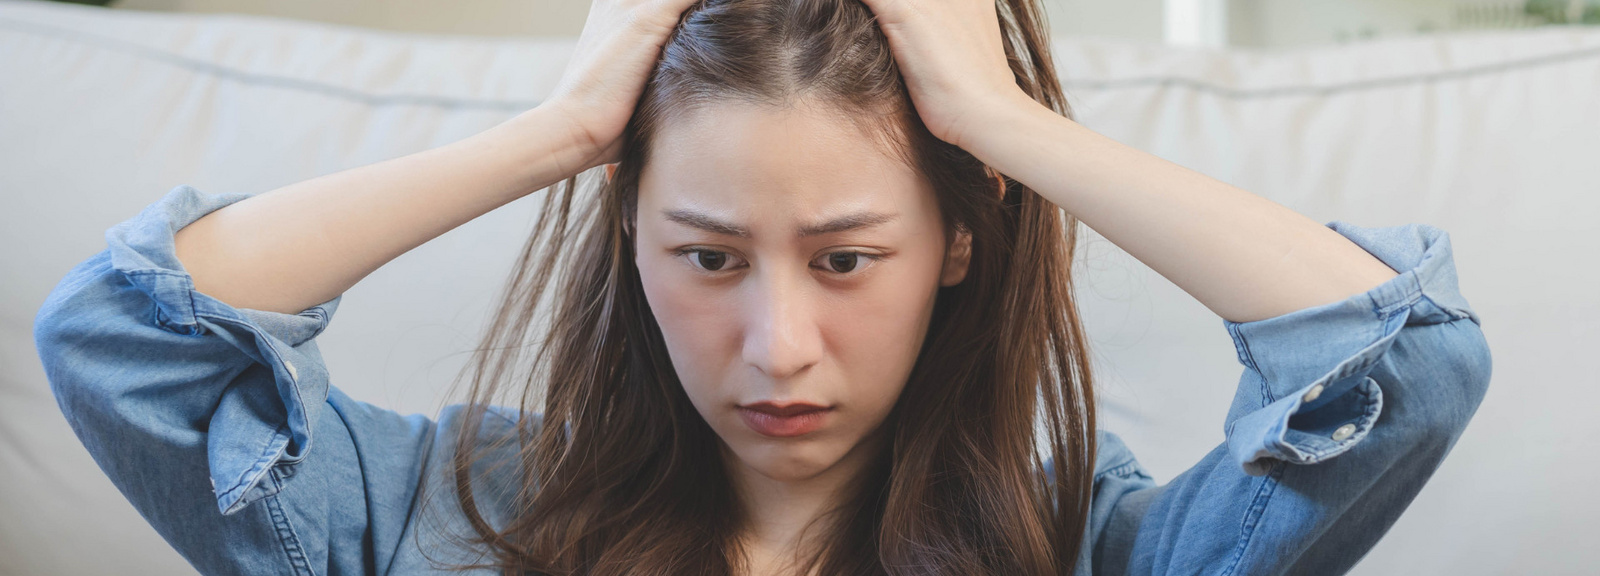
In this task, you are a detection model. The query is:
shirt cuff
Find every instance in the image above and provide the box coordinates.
[1221,221,1481,476]
[105,184,342,513]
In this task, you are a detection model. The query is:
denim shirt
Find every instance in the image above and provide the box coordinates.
[33,185,1492,575]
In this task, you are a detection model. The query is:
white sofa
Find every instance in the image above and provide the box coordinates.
[3,0,1596,573]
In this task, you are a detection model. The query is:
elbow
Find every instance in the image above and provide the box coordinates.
[1411,316,1494,441]
[34,253,111,417]
[31,250,152,426]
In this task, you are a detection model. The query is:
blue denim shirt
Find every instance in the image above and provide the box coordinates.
[34,185,1492,575]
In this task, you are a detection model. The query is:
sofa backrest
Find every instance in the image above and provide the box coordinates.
[3,1,1596,573]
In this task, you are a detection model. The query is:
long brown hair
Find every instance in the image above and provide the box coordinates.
[442,0,1096,573]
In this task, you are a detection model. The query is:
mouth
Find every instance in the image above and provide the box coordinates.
[737,401,833,437]
[738,401,831,416]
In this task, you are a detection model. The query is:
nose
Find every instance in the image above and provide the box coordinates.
[741,266,823,381]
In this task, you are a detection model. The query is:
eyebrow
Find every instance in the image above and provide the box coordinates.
[661,209,897,238]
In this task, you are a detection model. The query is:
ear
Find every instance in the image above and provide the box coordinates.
[940,226,973,287]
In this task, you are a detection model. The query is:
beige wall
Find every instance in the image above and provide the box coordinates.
[108,0,1594,47]
[112,0,1166,41]
[1228,0,1538,47]
[114,0,593,36]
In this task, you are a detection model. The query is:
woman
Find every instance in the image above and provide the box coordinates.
[33,0,1492,574]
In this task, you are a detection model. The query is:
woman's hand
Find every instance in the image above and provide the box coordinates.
[855,0,1041,152]
[542,0,702,171]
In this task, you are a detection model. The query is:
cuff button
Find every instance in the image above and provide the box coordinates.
[283,360,299,382]
[1301,384,1324,403]
[1331,423,1357,441]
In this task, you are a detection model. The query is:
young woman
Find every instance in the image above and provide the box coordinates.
[33,0,1492,574]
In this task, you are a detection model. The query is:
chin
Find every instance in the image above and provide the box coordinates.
[724,435,846,481]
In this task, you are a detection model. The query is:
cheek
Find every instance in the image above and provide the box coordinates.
[822,262,943,413]
[636,258,738,403]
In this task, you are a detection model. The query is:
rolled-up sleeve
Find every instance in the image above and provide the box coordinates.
[1222,221,1488,476]
[36,184,342,515]
[1075,221,1493,575]
[32,185,462,575]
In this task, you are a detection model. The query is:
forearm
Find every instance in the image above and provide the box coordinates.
[174,106,590,315]
[972,101,1399,324]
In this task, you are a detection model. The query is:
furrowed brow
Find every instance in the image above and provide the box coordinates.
[661,209,897,238]
[663,209,751,238]
[797,212,897,237]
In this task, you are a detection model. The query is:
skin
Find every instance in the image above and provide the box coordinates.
[169,0,1400,573]
[861,0,1400,322]
[633,100,969,568]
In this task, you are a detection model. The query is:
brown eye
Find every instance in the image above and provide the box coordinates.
[826,252,858,273]
[677,248,746,273]
[694,250,729,271]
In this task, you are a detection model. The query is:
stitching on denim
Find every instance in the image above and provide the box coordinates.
[1419,292,1475,323]
[215,422,292,506]
[301,305,331,339]
[1229,324,1273,405]
[1290,377,1379,461]
[181,273,200,334]
[1373,274,1425,318]
[146,299,166,332]
[202,311,315,462]
[1095,461,1145,481]
[1220,461,1286,576]
[123,269,195,329]
[264,473,315,576]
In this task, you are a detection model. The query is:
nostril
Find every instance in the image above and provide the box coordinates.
[741,272,824,379]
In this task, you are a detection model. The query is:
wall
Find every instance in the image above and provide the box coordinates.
[111,0,1167,41]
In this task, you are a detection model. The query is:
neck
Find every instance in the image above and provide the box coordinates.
[722,425,889,572]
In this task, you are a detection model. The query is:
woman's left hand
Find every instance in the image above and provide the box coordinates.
[857,0,1040,152]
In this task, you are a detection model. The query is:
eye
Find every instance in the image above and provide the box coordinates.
[813,251,880,275]
[678,248,745,272]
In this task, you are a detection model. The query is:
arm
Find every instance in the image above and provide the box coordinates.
[1054,223,1491,575]
[172,0,703,316]
[863,1,1491,573]
[34,1,700,572]
[967,105,1401,324]
[173,108,586,315]
[861,0,1396,324]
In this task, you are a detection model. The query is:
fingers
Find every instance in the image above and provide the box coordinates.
[858,0,997,26]
[624,0,703,35]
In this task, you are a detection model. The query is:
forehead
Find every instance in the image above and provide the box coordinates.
[638,100,931,226]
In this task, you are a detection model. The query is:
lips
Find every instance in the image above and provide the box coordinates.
[737,401,832,437]
[739,401,830,416]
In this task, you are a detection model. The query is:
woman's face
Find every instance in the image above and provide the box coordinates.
[635,99,970,483]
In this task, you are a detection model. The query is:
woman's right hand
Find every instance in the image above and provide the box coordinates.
[543,0,703,171]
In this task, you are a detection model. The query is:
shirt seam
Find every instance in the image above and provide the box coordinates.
[1238,272,1423,407]
[215,422,292,508]
[1229,325,1270,404]
[1419,292,1478,325]
[1094,461,1147,481]
[203,309,312,452]
[1220,460,1287,576]
[1372,276,1425,318]
[265,470,315,576]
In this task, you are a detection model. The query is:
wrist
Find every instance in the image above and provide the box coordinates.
[957,91,1063,168]
[472,105,602,197]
